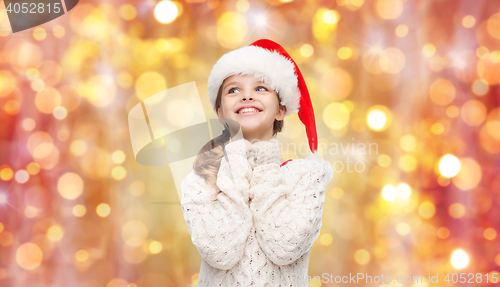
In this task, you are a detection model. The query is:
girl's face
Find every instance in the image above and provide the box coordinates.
[217,74,285,142]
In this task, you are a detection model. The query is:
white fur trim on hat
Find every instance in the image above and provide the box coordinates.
[208,45,301,117]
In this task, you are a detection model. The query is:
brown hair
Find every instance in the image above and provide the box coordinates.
[193,84,286,186]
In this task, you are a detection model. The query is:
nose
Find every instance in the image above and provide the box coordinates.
[241,90,254,101]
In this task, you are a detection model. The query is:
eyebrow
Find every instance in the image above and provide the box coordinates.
[223,80,267,92]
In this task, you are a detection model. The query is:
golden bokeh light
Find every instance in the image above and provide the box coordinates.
[323,102,350,129]
[379,47,405,74]
[429,79,455,106]
[96,203,111,217]
[376,0,403,20]
[112,150,126,164]
[22,118,36,131]
[111,166,127,180]
[353,249,370,265]
[400,135,417,152]
[299,44,314,58]
[16,243,43,270]
[377,154,392,167]
[337,46,353,60]
[72,204,87,217]
[423,43,436,57]
[396,222,410,235]
[75,250,89,262]
[483,228,497,240]
[217,12,247,49]
[381,184,397,201]
[57,173,84,200]
[471,79,489,96]
[462,15,476,28]
[446,105,459,118]
[320,233,333,246]
[70,140,88,156]
[149,241,163,254]
[0,167,13,181]
[431,122,445,134]
[330,186,344,199]
[438,154,461,178]
[398,154,417,172]
[437,227,450,239]
[418,201,436,219]
[135,71,167,101]
[448,203,466,218]
[122,220,148,247]
[119,4,137,21]
[35,87,62,114]
[154,1,179,24]
[395,24,408,37]
[366,105,391,131]
[26,162,40,175]
[461,99,486,126]
[452,157,482,191]
[451,249,469,269]
[321,67,353,100]
[47,225,64,242]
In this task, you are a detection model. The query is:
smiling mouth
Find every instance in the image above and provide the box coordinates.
[236,108,263,115]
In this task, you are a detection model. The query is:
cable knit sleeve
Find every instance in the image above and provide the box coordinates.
[181,139,254,270]
[248,140,333,266]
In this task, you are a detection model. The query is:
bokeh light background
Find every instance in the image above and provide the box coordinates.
[0,0,500,286]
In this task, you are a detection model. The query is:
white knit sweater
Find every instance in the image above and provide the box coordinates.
[181,138,333,286]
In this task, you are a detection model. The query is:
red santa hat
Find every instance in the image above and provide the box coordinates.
[207,39,318,154]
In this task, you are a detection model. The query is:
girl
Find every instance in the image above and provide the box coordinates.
[181,39,333,286]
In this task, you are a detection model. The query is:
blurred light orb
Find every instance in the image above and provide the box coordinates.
[300,44,314,58]
[26,163,40,175]
[72,204,86,217]
[376,0,403,20]
[437,227,450,239]
[15,170,29,184]
[24,206,38,218]
[337,46,353,60]
[57,173,84,200]
[438,154,461,178]
[0,168,13,181]
[22,118,36,131]
[448,203,466,218]
[423,43,436,57]
[70,140,88,156]
[366,106,391,131]
[461,99,487,126]
[47,225,64,242]
[418,201,436,219]
[149,241,163,254]
[322,9,339,24]
[395,24,408,37]
[452,158,482,191]
[122,220,148,247]
[396,222,410,235]
[353,249,370,265]
[53,106,68,120]
[135,71,167,102]
[462,15,476,28]
[111,166,127,181]
[112,150,126,164]
[154,1,179,24]
[381,184,397,201]
[431,122,445,134]
[487,13,500,39]
[16,243,43,270]
[320,233,333,246]
[96,203,111,217]
[446,106,460,118]
[396,183,412,199]
[451,249,469,269]
[400,135,416,152]
[75,249,89,262]
[377,154,392,167]
[217,12,247,49]
[323,102,350,129]
[429,79,455,106]
[321,67,353,100]
[472,79,489,96]
[119,4,137,21]
[398,154,417,172]
[484,228,497,240]
[36,87,62,114]
[476,46,489,59]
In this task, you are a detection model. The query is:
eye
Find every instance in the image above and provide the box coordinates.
[228,87,239,94]
[256,86,268,92]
